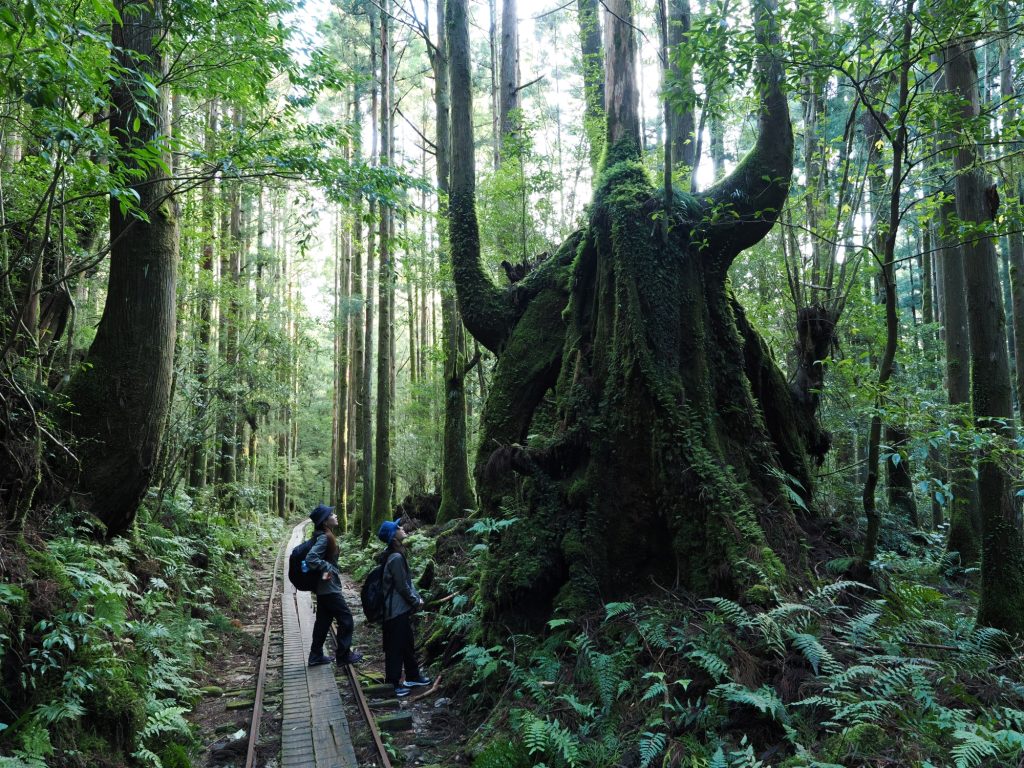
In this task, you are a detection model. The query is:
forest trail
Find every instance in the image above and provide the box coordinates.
[281,522,360,768]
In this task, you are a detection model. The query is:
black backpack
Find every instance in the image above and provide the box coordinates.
[360,555,395,624]
[288,537,320,592]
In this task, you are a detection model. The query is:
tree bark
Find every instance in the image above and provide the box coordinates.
[449,0,816,627]
[435,0,475,523]
[189,100,218,490]
[944,40,1024,634]
[576,0,605,173]
[372,3,393,530]
[667,0,695,173]
[498,0,520,160]
[68,0,178,537]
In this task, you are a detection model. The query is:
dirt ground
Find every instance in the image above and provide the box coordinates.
[188,539,470,767]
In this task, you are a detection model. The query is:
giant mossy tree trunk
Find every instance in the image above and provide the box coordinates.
[448,0,819,626]
[67,0,178,537]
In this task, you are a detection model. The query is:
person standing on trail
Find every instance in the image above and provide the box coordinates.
[376,519,431,698]
[306,503,363,667]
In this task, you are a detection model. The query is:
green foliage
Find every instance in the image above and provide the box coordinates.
[0,498,277,763]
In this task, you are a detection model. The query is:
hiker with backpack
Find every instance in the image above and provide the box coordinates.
[304,503,363,668]
[376,519,431,697]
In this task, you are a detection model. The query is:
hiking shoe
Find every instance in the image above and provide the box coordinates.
[394,685,411,698]
[308,654,333,667]
[338,649,363,665]
[405,676,432,687]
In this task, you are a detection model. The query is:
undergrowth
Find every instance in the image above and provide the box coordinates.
[424,518,1024,767]
[0,491,282,767]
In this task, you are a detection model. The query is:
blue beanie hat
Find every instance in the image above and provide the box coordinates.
[377,520,399,544]
[310,503,334,526]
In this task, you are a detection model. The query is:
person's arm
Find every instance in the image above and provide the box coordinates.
[305,535,339,578]
[386,554,418,607]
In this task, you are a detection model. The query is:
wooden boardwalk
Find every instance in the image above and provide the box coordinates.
[280,522,358,768]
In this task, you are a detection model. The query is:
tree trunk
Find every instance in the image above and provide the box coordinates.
[667,0,695,174]
[861,5,914,559]
[189,101,218,490]
[449,0,817,627]
[944,40,1024,634]
[435,0,475,523]
[371,3,392,530]
[361,10,379,544]
[999,3,1024,419]
[576,0,605,174]
[498,0,519,160]
[68,0,178,537]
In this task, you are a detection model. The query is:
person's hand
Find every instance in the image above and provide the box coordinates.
[322,571,331,581]
[417,598,425,609]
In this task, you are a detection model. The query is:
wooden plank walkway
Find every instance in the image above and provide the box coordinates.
[281,522,358,768]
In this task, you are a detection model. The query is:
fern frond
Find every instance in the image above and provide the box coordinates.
[712,683,787,722]
[704,597,752,628]
[604,602,635,621]
[788,631,839,675]
[951,728,998,768]
[638,731,667,768]
[686,648,729,682]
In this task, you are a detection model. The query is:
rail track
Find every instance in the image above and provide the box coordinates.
[242,521,393,768]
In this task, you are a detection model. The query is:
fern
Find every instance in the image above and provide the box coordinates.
[788,631,838,675]
[604,602,635,621]
[951,728,998,768]
[139,704,190,741]
[522,713,548,755]
[638,731,667,768]
[549,719,580,766]
[705,597,752,628]
[712,683,787,722]
[806,580,870,609]
[687,648,729,682]
[556,693,597,718]
[131,747,163,768]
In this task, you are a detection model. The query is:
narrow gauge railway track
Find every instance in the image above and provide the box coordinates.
[243,522,393,768]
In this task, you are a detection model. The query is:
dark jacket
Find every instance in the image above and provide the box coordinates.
[379,550,421,621]
[304,531,343,596]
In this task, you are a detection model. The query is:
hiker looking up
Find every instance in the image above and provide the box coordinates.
[306,503,363,667]
[376,519,431,697]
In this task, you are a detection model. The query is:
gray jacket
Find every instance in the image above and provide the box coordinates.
[381,551,421,621]
[304,532,343,596]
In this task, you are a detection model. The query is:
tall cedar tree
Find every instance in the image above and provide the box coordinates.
[67,0,178,536]
[944,41,1024,634]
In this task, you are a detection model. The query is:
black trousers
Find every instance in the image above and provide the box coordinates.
[382,611,420,686]
[311,592,354,659]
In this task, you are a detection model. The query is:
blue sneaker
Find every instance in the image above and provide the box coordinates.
[395,685,411,698]
[308,653,333,667]
[405,676,432,687]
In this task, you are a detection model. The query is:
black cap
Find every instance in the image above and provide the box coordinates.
[310,504,334,526]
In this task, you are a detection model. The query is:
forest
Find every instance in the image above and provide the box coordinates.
[3,0,1024,764]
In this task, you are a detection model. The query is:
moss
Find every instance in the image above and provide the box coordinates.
[472,736,532,768]
[472,115,812,626]
[158,743,192,768]
[82,673,146,753]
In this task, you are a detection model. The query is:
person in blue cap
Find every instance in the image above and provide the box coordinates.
[376,518,431,697]
[305,503,363,667]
